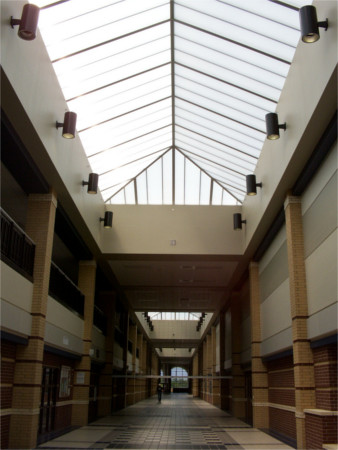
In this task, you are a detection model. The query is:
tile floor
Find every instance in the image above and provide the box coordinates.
[38,394,294,449]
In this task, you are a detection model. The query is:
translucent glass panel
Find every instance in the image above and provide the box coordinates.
[35,0,306,205]
[148,312,202,320]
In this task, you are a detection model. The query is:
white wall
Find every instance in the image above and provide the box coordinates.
[259,226,292,357]
[302,144,337,340]
[45,296,84,355]
[0,262,32,337]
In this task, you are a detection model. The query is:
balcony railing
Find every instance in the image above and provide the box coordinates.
[0,208,35,280]
[93,305,107,335]
[49,262,84,317]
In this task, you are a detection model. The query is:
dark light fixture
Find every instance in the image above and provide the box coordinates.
[82,173,99,194]
[56,111,77,139]
[100,211,113,228]
[265,113,286,140]
[299,5,328,43]
[246,174,262,196]
[233,213,246,230]
[11,4,40,41]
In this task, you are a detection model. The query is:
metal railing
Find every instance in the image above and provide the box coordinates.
[0,208,35,280]
[49,261,84,317]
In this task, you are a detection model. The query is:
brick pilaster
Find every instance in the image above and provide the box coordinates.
[212,326,220,406]
[192,352,199,397]
[97,291,115,417]
[71,260,96,426]
[249,262,269,428]
[9,191,57,449]
[284,195,315,449]
[231,295,246,419]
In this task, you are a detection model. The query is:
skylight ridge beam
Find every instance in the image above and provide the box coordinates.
[170,0,176,205]
[78,96,172,132]
[216,0,300,31]
[176,125,258,160]
[174,19,292,64]
[176,95,266,135]
[175,147,242,204]
[51,20,171,63]
[88,124,171,158]
[66,62,171,102]
[176,63,277,103]
[40,1,69,10]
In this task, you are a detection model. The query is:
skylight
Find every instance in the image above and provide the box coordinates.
[34,0,312,205]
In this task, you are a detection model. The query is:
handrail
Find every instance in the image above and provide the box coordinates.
[0,207,35,279]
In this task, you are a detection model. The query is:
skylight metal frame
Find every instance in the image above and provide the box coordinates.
[34,0,312,205]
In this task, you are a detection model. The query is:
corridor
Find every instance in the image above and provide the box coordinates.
[38,394,293,449]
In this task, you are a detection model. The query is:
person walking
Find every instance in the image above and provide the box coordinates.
[157,383,162,402]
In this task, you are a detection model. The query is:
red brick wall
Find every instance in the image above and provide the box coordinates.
[313,343,337,411]
[267,355,296,441]
[306,413,338,449]
[1,340,16,449]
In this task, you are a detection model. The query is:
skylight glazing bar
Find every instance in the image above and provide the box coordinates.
[67,62,171,102]
[176,63,277,103]
[176,125,259,160]
[88,124,172,158]
[51,20,171,63]
[176,148,242,203]
[176,96,266,135]
[174,20,292,64]
[79,96,171,132]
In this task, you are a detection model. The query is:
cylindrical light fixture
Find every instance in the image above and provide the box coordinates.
[246,174,262,196]
[233,213,246,230]
[82,173,99,194]
[56,111,77,139]
[299,5,328,43]
[265,113,286,140]
[100,211,113,228]
[11,4,40,41]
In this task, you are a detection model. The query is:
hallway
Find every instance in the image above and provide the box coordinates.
[38,394,293,449]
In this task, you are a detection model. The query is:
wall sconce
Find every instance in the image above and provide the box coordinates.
[265,113,286,140]
[299,5,328,43]
[10,4,40,41]
[100,211,113,228]
[246,174,262,196]
[82,173,99,194]
[56,112,77,139]
[233,213,246,230]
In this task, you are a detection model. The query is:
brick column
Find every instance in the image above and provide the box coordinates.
[212,326,220,407]
[192,352,199,397]
[249,262,269,428]
[9,191,57,449]
[97,291,115,417]
[219,311,228,410]
[284,195,316,449]
[71,260,96,426]
[231,295,246,419]
[207,333,212,403]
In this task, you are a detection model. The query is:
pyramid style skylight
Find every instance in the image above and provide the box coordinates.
[33,0,312,205]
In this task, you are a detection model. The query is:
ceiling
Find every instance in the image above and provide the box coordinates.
[33,0,310,207]
[19,0,313,365]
